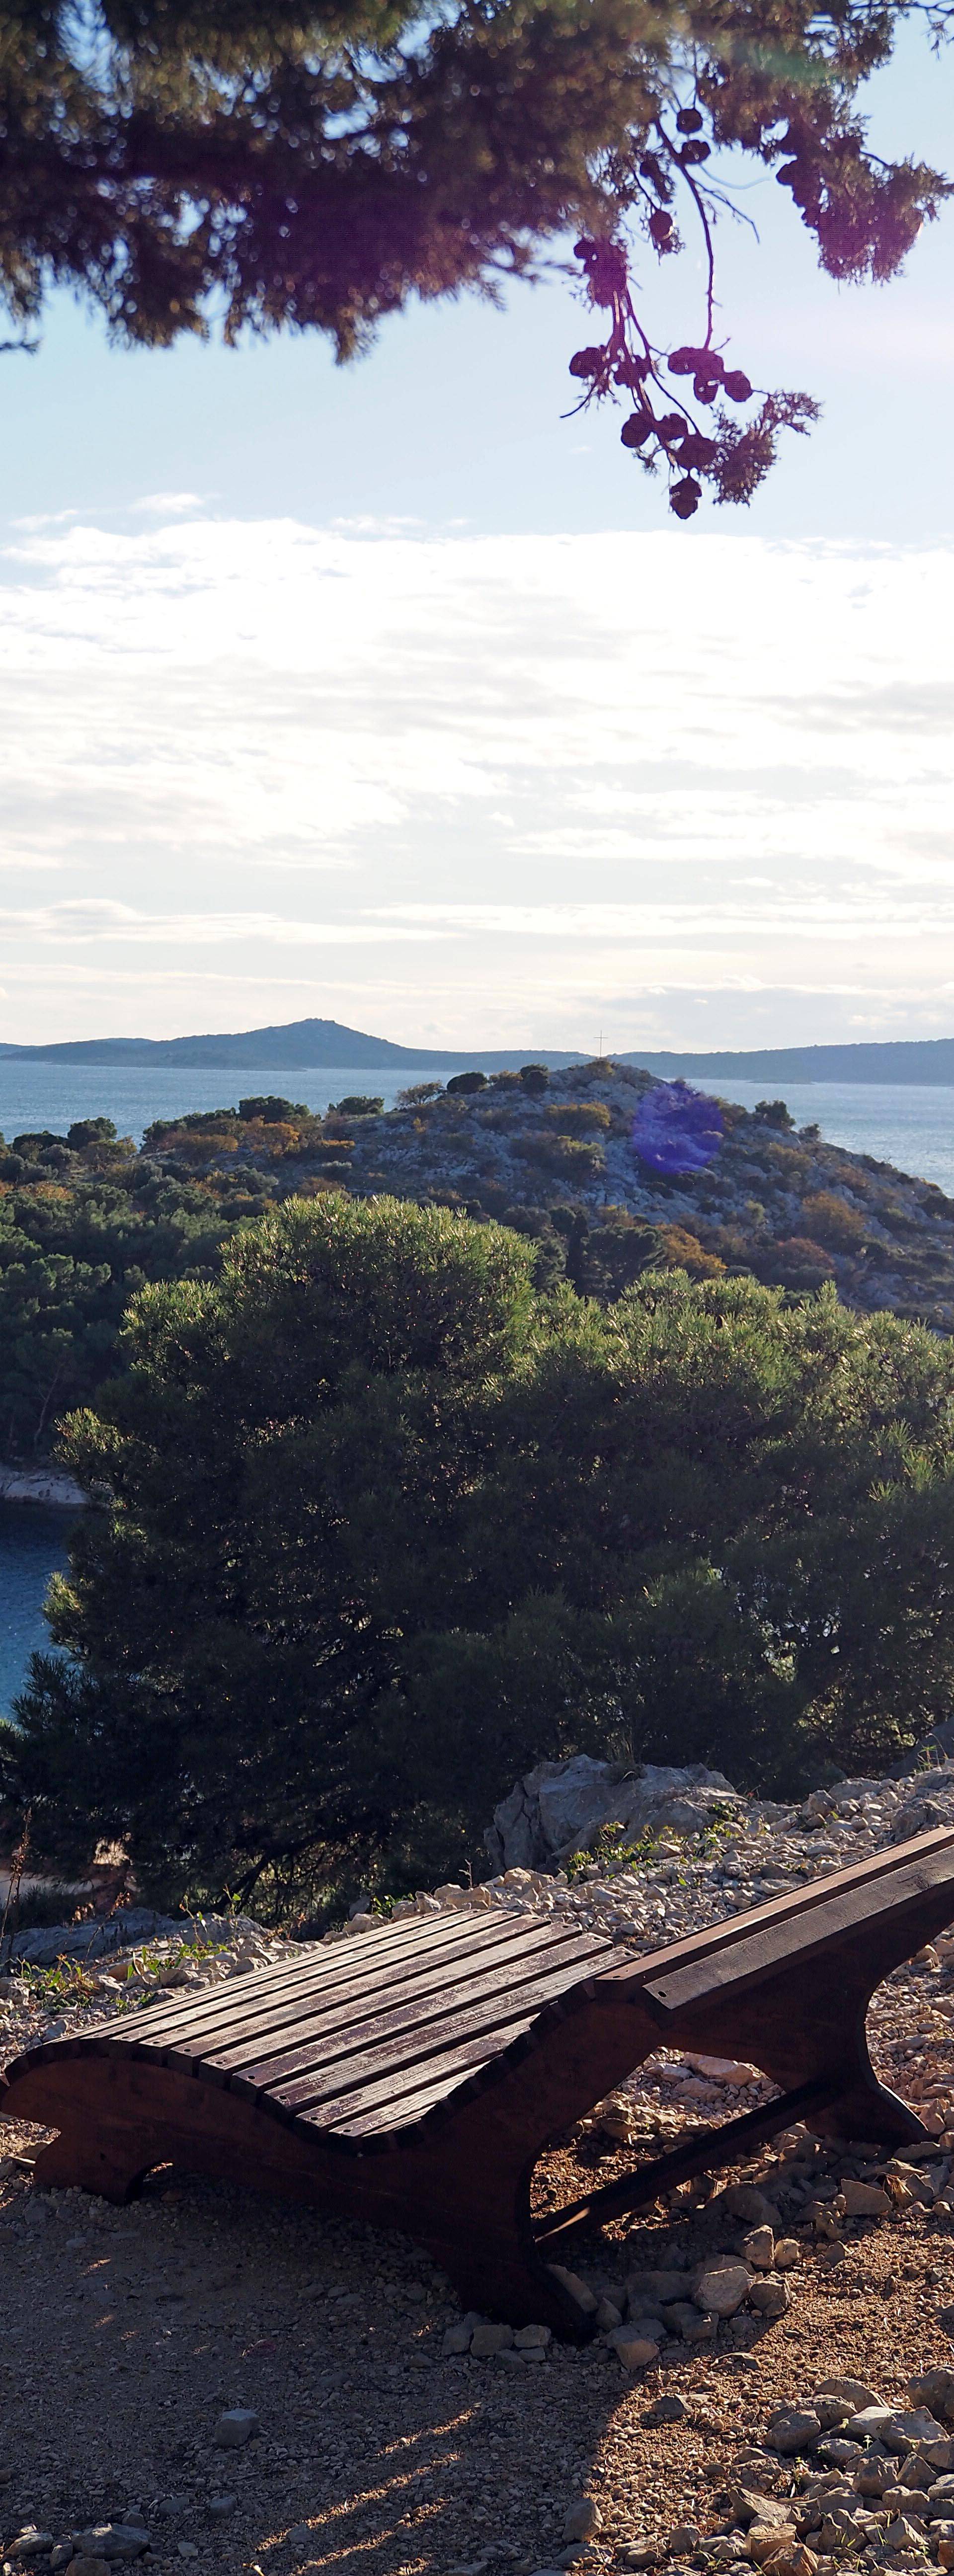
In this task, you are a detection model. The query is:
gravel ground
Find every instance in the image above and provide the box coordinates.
[1,1773,954,2576]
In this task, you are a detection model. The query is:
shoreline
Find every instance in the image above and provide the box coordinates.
[0,1464,87,1509]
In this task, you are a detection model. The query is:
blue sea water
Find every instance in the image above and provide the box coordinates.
[3,1059,954,1708]
[0,1062,469,1145]
[0,1504,73,1719]
[1,1059,954,1191]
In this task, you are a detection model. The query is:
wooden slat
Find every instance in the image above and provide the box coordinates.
[242,1943,603,2113]
[600,1823,954,2000]
[303,2006,565,2133]
[644,1840,954,2014]
[335,2058,513,2138]
[106,1907,491,2041]
[209,1927,602,2092]
[109,1907,566,2051]
[122,1919,605,2074]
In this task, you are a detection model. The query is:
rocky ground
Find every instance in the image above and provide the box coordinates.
[2,1774,954,2576]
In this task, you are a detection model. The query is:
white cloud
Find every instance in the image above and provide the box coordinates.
[0,900,442,947]
[0,512,952,1046]
[128,492,208,516]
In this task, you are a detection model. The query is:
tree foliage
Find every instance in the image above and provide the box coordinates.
[0,1116,266,1456]
[7,1191,954,1918]
[0,0,949,512]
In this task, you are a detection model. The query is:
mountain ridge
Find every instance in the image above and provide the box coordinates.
[3,1017,954,1083]
[0,1015,583,1072]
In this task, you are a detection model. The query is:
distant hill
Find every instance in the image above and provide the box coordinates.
[4,1017,954,1083]
[0,1016,583,1073]
[622,1040,954,1086]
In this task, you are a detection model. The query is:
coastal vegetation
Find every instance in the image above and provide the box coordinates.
[0,1113,267,1460]
[5,1064,954,1466]
[6,1191,954,1922]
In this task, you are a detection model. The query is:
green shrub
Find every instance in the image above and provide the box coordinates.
[9,1204,954,1915]
[800,1190,866,1251]
[545,1101,612,1135]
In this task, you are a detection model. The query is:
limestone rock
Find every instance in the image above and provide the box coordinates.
[733,2493,792,2531]
[548,2263,598,2316]
[911,2369,954,2426]
[485,1755,738,1869]
[662,2299,712,2341]
[213,2407,258,2447]
[738,2227,774,2271]
[609,2329,660,2370]
[923,2441,954,2474]
[879,2409,947,2453]
[759,2546,817,2576]
[765,2409,821,2457]
[882,2515,927,2554]
[839,2177,890,2218]
[694,2259,753,2318]
[773,2241,800,2271]
[626,2271,688,2311]
[642,2394,688,2426]
[73,2527,151,2561]
[563,2498,603,2541]
[813,2377,880,2409]
[470,2319,514,2356]
[748,2525,798,2564]
[748,2277,789,2319]
[722,2186,779,2227]
[443,2321,475,2354]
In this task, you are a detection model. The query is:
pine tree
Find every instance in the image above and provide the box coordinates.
[1,0,948,510]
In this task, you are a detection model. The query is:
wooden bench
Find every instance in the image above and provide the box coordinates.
[3,1823,954,2338]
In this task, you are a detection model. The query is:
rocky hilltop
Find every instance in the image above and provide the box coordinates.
[146,1061,954,1329]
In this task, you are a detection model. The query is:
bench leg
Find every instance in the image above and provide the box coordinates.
[30,2121,157,2203]
[801,2034,926,2149]
[650,1973,930,2152]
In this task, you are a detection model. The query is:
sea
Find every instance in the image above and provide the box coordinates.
[0,1502,73,1720]
[3,1057,954,1713]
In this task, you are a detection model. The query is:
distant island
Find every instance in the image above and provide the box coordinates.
[3,1015,954,1083]
[0,1016,583,1073]
[628,1039,954,1086]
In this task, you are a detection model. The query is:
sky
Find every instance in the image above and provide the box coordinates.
[0,24,953,1054]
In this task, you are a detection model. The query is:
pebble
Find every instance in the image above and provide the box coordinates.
[212,2407,258,2447]
[766,2407,821,2455]
[839,2176,891,2216]
[738,2225,774,2270]
[608,2330,659,2371]
[72,2524,151,2561]
[470,2320,514,2357]
[642,2394,688,2426]
[563,2498,602,2540]
[695,2259,753,2318]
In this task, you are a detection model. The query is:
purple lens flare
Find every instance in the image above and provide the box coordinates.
[631,1080,723,1176]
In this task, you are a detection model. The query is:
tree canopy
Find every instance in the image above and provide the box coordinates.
[1,0,949,512]
[7,1191,954,1920]
[0,1114,268,1456]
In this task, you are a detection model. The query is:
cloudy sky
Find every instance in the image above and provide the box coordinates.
[1,29,952,1052]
